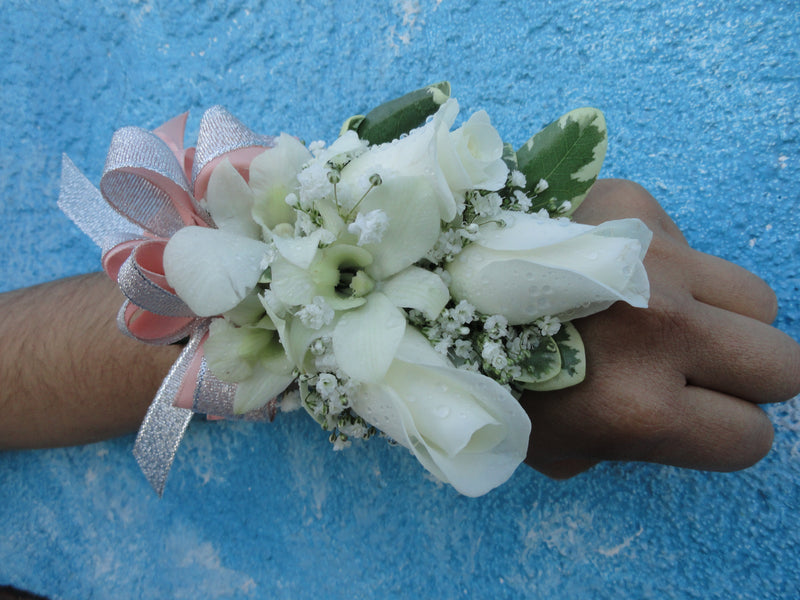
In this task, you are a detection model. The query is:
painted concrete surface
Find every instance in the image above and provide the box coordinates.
[1,1,799,598]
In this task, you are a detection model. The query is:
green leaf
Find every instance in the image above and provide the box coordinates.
[353,81,451,145]
[520,322,586,391]
[339,114,365,137]
[516,107,607,216]
[501,142,518,172]
[515,335,561,383]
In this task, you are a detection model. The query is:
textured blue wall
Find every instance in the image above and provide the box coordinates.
[1,1,799,598]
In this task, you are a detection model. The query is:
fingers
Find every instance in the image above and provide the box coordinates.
[623,386,776,472]
[677,300,800,404]
[582,179,780,324]
[525,384,776,475]
[686,250,778,324]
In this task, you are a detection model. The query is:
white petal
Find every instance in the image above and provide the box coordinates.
[393,326,450,368]
[204,159,261,239]
[404,365,529,497]
[248,133,311,192]
[269,255,316,307]
[349,354,530,497]
[332,292,406,382]
[249,134,311,230]
[448,218,652,324]
[272,229,326,269]
[164,226,269,316]
[359,177,442,280]
[381,266,450,320]
[203,318,253,382]
[233,364,295,414]
[475,210,593,251]
[285,316,335,371]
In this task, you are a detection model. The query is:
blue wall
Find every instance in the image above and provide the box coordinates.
[1,1,799,598]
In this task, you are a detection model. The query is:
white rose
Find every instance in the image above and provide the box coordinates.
[447,211,652,325]
[348,328,531,497]
[438,107,508,196]
[341,99,508,222]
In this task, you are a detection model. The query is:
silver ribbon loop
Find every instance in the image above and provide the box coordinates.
[101,126,201,237]
[193,357,279,422]
[193,357,238,416]
[116,244,195,318]
[60,108,285,496]
[192,105,276,184]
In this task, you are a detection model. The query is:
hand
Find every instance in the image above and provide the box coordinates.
[522,179,800,478]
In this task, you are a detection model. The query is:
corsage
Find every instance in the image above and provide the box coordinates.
[59,82,651,497]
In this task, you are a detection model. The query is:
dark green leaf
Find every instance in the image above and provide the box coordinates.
[355,81,451,145]
[516,107,607,216]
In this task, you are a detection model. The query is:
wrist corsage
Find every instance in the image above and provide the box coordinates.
[59,82,651,497]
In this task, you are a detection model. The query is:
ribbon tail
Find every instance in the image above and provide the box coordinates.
[133,322,208,496]
[58,154,143,253]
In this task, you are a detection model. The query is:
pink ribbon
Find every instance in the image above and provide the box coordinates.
[59,107,278,495]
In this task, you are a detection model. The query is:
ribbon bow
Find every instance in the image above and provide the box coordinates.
[59,107,278,495]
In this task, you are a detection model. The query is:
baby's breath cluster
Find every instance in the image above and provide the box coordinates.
[299,336,377,450]
[407,301,561,393]
[460,169,553,225]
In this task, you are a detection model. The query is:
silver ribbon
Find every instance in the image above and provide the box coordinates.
[192,105,276,183]
[101,126,201,236]
[58,155,144,255]
[193,358,277,422]
[116,245,195,318]
[133,320,209,496]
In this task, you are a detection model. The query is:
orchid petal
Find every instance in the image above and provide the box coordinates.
[249,133,310,230]
[273,229,326,269]
[381,266,450,320]
[359,177,441,280]
[285,317,335,371]
[203,319,255,382]
[332,292,406,382]
[269,255,316,307]
[233,361,295,414]
[204,159,260,239]
[164,226,269,316]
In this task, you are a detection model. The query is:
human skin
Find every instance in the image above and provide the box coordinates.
[1,179,799,480]
[523,179,800,478]
[0,274,180,448]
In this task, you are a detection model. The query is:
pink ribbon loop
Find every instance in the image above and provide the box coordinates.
[117,300,196,346]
